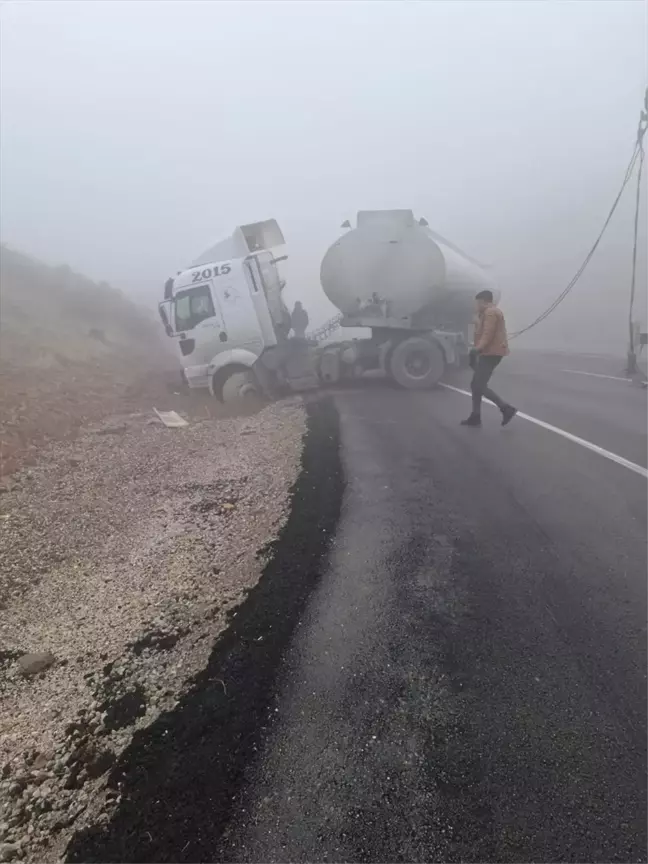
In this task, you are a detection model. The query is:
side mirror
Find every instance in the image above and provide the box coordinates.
[341,220,351,229]
[418,217,429,227]
[158,304,174,337]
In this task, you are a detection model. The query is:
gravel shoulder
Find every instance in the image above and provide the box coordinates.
[0,400,305,863]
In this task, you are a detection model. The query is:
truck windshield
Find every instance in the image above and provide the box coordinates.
[174,284,215,331]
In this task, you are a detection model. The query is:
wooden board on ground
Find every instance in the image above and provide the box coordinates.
[153,409,189,428]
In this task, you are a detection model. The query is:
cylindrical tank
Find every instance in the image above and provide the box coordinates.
[320,210,496,328]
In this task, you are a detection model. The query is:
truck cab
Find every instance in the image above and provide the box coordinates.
[159,220,292,401]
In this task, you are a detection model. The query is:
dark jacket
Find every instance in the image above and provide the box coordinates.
[291,308,309,332]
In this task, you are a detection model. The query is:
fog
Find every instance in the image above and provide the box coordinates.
[1,0,646,355]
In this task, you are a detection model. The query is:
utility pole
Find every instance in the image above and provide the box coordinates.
[626,88,648,375]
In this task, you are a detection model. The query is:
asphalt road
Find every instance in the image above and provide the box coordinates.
[445,350,647,468]
[217,354,647,863]
[67,353,647,864]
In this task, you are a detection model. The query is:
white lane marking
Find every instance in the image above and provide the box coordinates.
[561,369,632,383]
[439,383,648,479]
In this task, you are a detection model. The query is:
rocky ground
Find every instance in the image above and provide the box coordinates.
[0,246,179,479]
[0,399,306,863]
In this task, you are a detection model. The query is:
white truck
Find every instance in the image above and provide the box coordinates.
[158,210,496,404]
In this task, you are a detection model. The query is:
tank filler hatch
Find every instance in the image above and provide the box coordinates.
[356,210,415,228]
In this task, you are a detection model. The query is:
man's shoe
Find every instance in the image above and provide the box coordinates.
[460,414,482,427]
[501,406,517,426]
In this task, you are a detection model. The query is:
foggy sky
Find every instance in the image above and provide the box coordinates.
[1,0,646,354]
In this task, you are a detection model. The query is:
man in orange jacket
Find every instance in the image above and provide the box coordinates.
[461,290,517,427]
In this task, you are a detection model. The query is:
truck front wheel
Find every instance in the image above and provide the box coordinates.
[220,370,263,409]
[388,337,445,389]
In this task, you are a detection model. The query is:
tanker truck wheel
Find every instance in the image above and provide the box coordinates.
[388,337,445,389]
[220,370,263,412]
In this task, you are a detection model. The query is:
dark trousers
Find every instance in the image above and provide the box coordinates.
[471,355,508,415]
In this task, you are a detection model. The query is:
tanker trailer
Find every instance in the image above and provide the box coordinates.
[317,209,497,389]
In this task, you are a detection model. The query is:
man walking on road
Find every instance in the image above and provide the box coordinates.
[461,290,517,427]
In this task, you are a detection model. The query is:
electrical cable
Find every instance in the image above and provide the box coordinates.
[510,132,645,339]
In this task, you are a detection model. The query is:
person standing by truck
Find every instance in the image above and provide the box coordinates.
[291,301,309,340]
[461,290,517,427]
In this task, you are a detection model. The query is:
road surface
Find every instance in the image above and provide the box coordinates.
[68,353,647,864]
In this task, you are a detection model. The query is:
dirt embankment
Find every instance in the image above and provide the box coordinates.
[0,247,181,478]
[0,249,309,863]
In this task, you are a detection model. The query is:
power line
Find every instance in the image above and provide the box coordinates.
[511,101,648,339]
[510,117,647,339]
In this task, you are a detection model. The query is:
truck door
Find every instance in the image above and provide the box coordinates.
[173,281,226,364]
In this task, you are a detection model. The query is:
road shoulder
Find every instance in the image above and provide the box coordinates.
[0,401,306,863]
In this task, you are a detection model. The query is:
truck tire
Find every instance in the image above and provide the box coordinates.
[221,370,262,408]
[388,337,445,389]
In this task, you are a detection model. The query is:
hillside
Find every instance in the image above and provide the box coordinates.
[0,247,306,864]
[0,247,175,476]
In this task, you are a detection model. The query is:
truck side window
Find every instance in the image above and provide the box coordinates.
[174,284,215,331]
